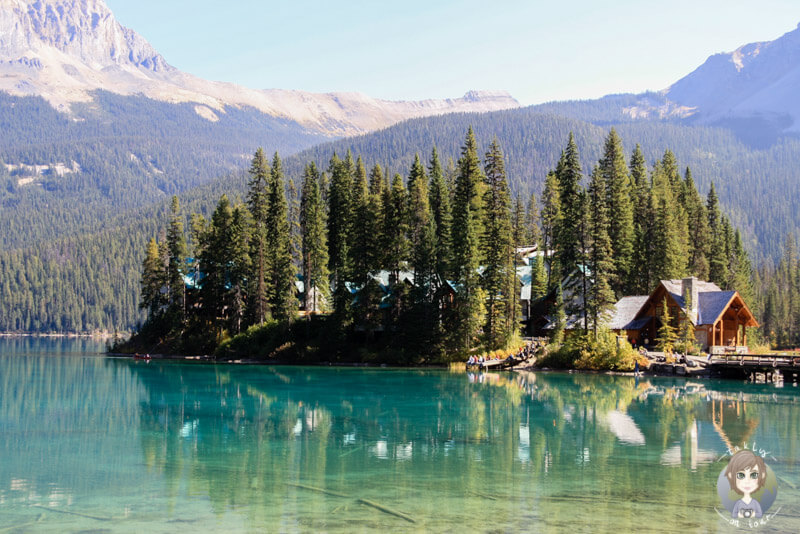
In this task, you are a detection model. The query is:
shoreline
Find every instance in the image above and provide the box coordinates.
[105,351,714,379]
[1,332,115,339]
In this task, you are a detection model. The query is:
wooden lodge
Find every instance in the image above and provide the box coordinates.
[610,277,758,353]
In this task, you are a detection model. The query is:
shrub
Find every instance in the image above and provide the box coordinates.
[540,329,636,371]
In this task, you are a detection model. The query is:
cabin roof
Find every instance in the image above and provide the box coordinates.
[608,296,650,330]
[660,279,722,310]
[697,291,737,325]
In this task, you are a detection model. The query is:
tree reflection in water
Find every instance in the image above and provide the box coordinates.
[1,346,798,532]
[122,362,800,531]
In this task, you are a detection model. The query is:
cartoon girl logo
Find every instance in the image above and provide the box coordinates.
[716,449,778,522]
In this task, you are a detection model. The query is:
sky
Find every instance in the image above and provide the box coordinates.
[105,0,799,106]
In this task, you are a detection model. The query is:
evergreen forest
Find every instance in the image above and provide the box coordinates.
[4,93,800,351]
[123,128,764,362]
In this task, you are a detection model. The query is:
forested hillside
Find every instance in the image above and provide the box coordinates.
[0,90,322,333]
[2,102,799,335]
[291,108,800,261]
[0,91,325,249]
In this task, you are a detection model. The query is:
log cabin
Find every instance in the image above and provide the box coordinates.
[610,277,758,354]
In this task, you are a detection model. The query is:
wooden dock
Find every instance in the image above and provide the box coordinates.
[466,354,533,371]
[709,353,800,381]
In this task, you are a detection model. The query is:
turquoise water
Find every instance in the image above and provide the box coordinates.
[1,338,799,532]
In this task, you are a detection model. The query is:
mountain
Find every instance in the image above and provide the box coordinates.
[527,24,800,147]
[0,0,519,136]
[666,23,800,132]
[2,4,800,334]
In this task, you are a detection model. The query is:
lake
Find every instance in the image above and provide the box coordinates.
[1,337,799,532]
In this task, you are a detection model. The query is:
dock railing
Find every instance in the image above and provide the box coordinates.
[709,353,800,368]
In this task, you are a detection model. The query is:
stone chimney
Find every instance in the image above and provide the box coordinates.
[682,277,699,323]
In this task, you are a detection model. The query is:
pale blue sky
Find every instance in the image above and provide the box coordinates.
[105,0,799,105]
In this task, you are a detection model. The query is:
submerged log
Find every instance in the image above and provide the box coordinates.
[287,482,350,499]
[32,505,111,521]
[357,498,416,524]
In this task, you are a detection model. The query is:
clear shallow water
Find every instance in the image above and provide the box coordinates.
[1,338,799,533]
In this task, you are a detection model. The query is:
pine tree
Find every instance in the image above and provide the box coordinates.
[656,297,677,354]
[428,147,452,279]
[199,195,236,334]
[530,255,547,299]
[681,168,710,280]
[525,191,541,247]
[599,129,633,296]
[266,152,295,322]
[629,144,655,293]
[540,170,561,289]
[287,178,302,273]
[228,205,252,334]
[449,127,486,353]
[140,237,166,318]
[384,173,410,278]
[651,162,687,280]
[481,138,515,349]
[407,154,432,275]
[661,149,683,197]
[587,166,616,336]
[366,164,386,272]
[246,148,270,324]
[350,156,371,287]
[300,162,329,315]
[728,229,754,306]
[165,195,186,319]
[327,153,354,322]
[707,182,727,286]
[512,194,525,249]
[555,133,584,283]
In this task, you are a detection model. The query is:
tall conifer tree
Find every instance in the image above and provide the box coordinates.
[366,164,386,272]
[327,153,354,322]
[228,205,252,334]
[555,133,584,281]
[166,195,186,319]
[652,162,687,280]
[300,162,329,314]
[450,127,486,353]
[481,138,515,349]
[266,153,295,322]
[246,148,270,324]
[384,174,410,278]
[630,144,655,293]
[682,168,710,280]
[707,182,727,286]
[140,237,166,318]
[599,129,633,296]
[540,170,561,289]
[525,191,541,247]
[587,166,615,336]
[428,147,452,279]
[350,156,371,286]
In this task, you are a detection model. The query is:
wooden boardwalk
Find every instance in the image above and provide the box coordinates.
[709,353,800,368]
[709,353,800,381]
[466,356,529,371]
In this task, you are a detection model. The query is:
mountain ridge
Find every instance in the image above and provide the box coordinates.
[0,0,520,136]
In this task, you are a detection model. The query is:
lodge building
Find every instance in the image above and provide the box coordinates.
[609,277,758,354]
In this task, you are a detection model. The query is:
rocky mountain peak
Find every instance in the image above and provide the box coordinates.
[0,0,172,72]
[0,0,519,135]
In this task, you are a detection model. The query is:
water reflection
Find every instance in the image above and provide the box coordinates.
[0,350,146,522]
[118,363,800,531]
[1,345,799,532]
